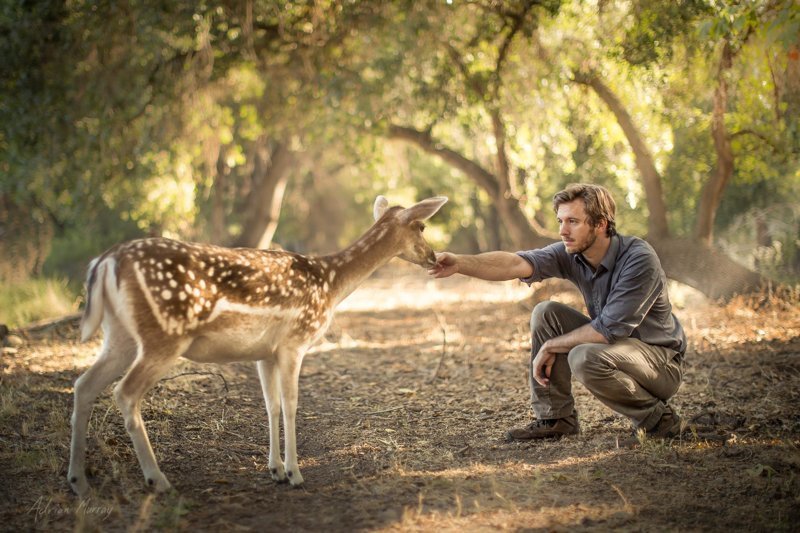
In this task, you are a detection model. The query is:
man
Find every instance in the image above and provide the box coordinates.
[428,184,686,441]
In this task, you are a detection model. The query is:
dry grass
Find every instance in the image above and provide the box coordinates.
[1,266,799,531]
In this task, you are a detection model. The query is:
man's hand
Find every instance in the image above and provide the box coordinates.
[532,341,560,386]
[427,252,459,278]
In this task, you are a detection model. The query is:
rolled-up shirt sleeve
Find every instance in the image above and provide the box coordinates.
[516,242,571,285]
[591,251,663,342]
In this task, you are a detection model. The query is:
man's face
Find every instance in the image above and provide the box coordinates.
[556,200,603,255]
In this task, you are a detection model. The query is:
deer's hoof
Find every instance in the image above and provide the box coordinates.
[146,472,172,493]
[69,473,90,497]
[287,468,304,487]
[270,464,288,483]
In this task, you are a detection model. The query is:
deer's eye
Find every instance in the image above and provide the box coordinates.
[419,223,426,232]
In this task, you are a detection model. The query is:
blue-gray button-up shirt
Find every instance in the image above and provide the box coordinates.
[517,235,686,355]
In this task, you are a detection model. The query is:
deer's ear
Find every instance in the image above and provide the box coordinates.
[398,196,448,224]
[373,196,390,221]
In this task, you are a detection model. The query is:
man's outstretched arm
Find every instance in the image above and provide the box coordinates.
[427,251,533,281]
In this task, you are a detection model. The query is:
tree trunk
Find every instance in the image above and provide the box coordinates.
[781,41,800,143]
[0,194,54,283]
[650,237,763,300]
[695,40,735,245]
[388,125,553,249]
[209,147,228,245]
[233,141,294,249]
[573,72,670,239]
[572,60,766,298]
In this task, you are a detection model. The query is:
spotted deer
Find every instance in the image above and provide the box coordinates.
[68,195,447,495]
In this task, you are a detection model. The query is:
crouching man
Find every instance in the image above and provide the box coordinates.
[428,183,687,442]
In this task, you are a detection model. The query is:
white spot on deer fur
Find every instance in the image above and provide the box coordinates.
[184,283,192,293]
[199,279,206,289]
[187,270,196,281]
[177,264,185,273]
[165,258,173,265]
[157,271,164,281]
[161,290,172,300]
[179,292,187,301]
[329,270,336,282]
[169,279,178,288]
[207,267,215,277]
[193,303,203,314]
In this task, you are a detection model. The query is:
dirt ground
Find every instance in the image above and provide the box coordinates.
[2,264,799,532]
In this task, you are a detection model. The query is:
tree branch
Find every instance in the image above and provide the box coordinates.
[730,128,782,152]
[388,125,500,199]
[572,71,670,239]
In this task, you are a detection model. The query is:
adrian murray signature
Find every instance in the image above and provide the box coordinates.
[28,495,113,521]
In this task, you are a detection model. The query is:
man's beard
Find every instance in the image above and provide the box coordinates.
[566,231,597,255]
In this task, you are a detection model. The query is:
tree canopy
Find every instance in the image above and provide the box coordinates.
[2,0,798,297]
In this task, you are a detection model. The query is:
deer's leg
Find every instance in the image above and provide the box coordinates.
[256,358,287,482]
[68,319,137,496]
[113,341,186,492]
[278,347,305,486]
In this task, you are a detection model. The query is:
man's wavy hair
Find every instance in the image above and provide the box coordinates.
[553,183,617,237]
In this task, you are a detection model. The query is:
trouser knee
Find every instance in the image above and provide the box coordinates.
[568,344,602,384]
[530,300,569,332]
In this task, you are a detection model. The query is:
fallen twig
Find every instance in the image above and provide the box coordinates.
[429,310,448,383]
[161,371,230,395]
[365,406,404,415]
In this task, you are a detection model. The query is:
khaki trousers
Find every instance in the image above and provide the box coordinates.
[529,301,683,431]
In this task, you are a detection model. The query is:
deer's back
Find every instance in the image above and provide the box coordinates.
[108,238,334,350]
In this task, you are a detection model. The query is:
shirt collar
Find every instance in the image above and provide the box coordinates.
[573,234,620,274]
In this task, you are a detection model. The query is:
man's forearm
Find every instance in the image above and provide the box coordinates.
[545,323,609,353]
[453,251,532,281]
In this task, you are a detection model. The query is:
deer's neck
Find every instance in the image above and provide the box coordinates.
[323,223,397,305]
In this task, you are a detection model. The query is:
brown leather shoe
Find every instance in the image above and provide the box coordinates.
[647,411,684,439]
[619,410,685,448]
[505,411,579,441]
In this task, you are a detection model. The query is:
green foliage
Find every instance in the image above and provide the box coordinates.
[1,0,799,285]
[0,278,78,328]
[43,206,145,284]
[621,0,709,66]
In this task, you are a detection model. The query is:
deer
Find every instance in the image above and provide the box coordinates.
[68,195,447,496]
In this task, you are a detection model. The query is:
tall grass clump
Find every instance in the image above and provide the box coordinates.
[0,278,79,328]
